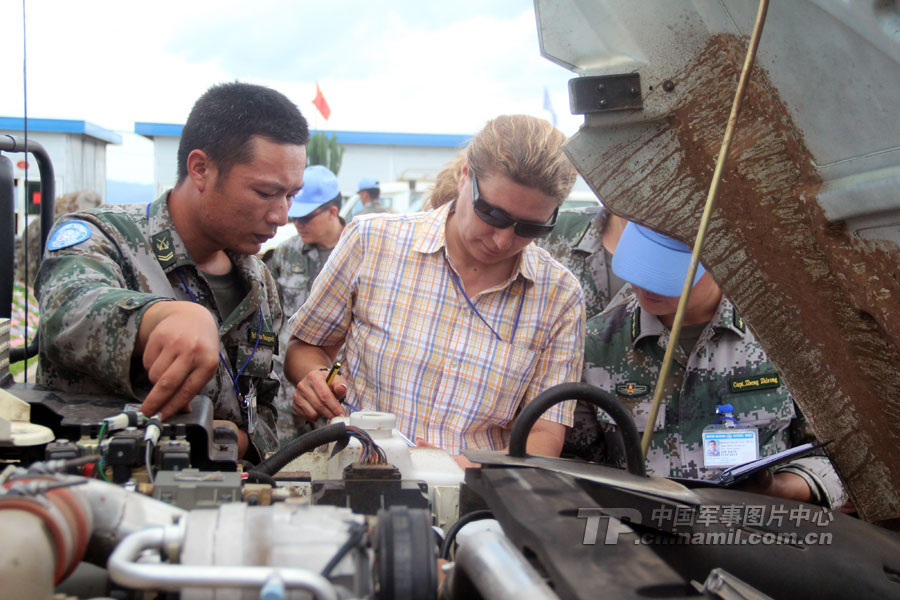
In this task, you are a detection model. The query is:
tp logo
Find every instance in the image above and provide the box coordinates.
[578,508,643,545]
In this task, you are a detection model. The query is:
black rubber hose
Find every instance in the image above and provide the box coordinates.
[508,382,646,476]
[439,509,493,560]
[252,422,349,476]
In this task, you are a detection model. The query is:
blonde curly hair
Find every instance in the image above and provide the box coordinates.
[426,114,576,209]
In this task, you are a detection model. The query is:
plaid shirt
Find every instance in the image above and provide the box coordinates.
[289,202,585,454]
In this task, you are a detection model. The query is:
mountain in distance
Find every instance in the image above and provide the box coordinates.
[106,180,154,205]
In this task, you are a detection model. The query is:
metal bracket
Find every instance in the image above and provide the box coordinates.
[568,74,642,114]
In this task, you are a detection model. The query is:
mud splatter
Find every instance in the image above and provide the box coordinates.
[585,34,900,527]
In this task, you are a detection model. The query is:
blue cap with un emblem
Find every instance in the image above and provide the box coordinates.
[288,165,342,218]
[611,222,706,297]
[356,176,379,193]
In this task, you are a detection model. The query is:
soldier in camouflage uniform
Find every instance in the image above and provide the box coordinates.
[355,177,392,216]
[536,204,628,319]
[266,165,345,444]
[35,82,310,461]
[579,223,846,508]
[536,204,631,460]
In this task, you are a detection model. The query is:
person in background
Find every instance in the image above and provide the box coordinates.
[36,82,309,460]
[580,222,846,507]
[536,203,628,320]
[285,114,585,467]
[266,165,345,443]
[355,177,391,215]
[536,203,633,461]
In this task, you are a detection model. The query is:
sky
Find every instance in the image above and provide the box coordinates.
[0,0,583,184]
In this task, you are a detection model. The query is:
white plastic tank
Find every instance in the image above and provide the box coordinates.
[327,412,464,487]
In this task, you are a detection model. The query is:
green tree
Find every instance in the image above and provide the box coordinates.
[307,132,345,175]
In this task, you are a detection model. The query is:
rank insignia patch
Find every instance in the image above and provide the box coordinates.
[616,381,650,397]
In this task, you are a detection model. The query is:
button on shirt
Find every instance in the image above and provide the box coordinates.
[289,203,585,454]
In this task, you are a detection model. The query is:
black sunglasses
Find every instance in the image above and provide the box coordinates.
[292,204,327,226]
[470,171,557,238]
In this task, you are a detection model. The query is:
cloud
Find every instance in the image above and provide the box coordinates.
[1,0,585,182]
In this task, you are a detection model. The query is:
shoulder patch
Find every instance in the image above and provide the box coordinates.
[151,231,177,269]
[47,221,92,251]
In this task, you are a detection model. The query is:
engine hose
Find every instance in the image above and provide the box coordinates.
[252,422,349,476]
[508,382,646,476]
[439,509,493,560]
[0,476,93,584]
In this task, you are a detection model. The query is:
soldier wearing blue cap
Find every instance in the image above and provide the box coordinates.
[577,222,846,507]
[355,176,391,216]
[266,165,345,443]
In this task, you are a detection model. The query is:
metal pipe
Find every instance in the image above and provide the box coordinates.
[0,135,56,258]
[641,0,771,458]
[1,135,55,363]
[453,529,559,600]
[0,155,14,320]
[67,477,187,566]
[108,526,339,600]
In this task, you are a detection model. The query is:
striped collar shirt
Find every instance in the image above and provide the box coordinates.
[289,202,585,454]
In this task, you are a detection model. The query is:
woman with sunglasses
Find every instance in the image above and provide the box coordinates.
[283,115,585,467]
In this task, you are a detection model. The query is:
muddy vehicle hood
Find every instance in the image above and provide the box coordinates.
[535,0,900,528]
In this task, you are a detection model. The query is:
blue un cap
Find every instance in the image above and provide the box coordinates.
[611,222,706,297]
[288,165,341,218]
[356,176,379,193]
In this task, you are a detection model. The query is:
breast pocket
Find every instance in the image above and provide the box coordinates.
[457,333,540,427]
[615,397,666,433]
[728,375,795,451]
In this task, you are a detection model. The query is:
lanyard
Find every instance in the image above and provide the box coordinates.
[175,271,263,419]
[447,265,525,343]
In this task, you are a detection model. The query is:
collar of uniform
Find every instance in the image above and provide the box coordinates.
[146,191,196,273]
[220,249,268,329]
[628,294,745,350]
[572,206,609,256]
[627,296,667,347]
[712,296,746,337]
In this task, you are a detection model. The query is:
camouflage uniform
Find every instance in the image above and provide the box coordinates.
[266,234,333,444]
[356,199,392,216]
[35,192,282,457]
[537,205,627,320]
[579,295,846,508]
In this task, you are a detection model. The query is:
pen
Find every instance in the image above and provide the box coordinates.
[325,361,341,385]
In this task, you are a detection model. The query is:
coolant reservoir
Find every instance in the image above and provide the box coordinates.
[327,412,463,486]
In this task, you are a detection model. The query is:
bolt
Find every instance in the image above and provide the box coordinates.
[630,87,638,96]
[662,80,675,92]
[597,83,605,91]
[599,99,608,107]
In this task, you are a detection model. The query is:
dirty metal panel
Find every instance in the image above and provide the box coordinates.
[537,0,900,529]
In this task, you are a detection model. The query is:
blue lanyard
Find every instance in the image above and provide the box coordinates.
[447,265,525,343]
[175,271,262,408]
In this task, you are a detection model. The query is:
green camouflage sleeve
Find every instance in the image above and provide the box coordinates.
[776,405,848,509]
[36,217,172,397]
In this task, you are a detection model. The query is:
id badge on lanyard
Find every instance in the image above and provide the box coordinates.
[243,383,258,434]
[702,403,759,468]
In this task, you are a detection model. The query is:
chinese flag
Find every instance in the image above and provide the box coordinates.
[312,83,331,120]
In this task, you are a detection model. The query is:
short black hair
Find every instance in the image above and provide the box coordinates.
[361,187,380,200]
[176,82,310,183]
